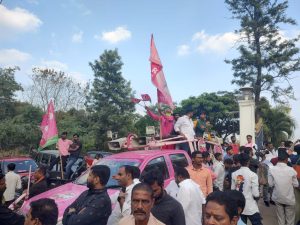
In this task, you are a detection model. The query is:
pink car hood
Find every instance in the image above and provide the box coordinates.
[20,183,118,221]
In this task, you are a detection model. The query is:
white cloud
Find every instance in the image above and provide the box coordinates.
[69,71,88,85]
[71,31,83,43]
[192,30,239,54]
[39,60,68,71]
[177,45,190,56]
[95,26,132,44]
[0,5,42,39]
[0,49,31,66]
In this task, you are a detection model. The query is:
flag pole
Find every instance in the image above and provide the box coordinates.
[27,165,32,197]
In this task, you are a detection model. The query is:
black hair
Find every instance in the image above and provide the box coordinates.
[231,136,236,139]
[278,149,289,161]
[95,154,103,159]
[73,133,79,137]
[0,173,4,180]
[184,105,193,114]
[132,182,154,198]
[244,147,252,156]
[224,158,234,165]
[61,131,68,136]
[30,198,58,225]
[284,141,293,148]
[206,191,238,220]
[239,146,246,153]
[226,190,245,212]
[238,153,250,166]
[226,146,233,152]
[214,153,222,159]
[38,166,47,176]
[91,165,110,185]
[142,169,164,187]
[294,145,300,155]
[175,167,190,179]
[246,135,252,139]
[120,165,135,180]
[233,154,240,164]
[202,151,210,158]
[191,151,203,159]
[7,163,16,171]
[131,166,141,179]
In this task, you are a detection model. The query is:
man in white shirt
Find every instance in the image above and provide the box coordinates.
[268,149,299,225]
[213,153,225,191]
[107,165,140,225]
[231,153,262,225]
[4,163,21,206]
[174,108,195,155]
[175,167,205,225]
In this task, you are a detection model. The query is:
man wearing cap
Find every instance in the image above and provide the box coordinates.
[268,149,299,225]
[174,107,195,155]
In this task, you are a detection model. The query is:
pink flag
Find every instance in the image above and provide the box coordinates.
[38,100,58,150]
[141,94,151,102]
[150,35,174,109]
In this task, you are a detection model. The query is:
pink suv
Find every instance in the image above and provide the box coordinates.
[20,150,191,223]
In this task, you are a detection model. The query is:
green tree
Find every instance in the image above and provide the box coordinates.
[258,97,295,147]
[87,49,135,149]
[0,67,23,119]
[176,92,239,140]
[225,0,300,107]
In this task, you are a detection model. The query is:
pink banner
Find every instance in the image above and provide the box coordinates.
[39,100,58,150]
[150,35,174,109]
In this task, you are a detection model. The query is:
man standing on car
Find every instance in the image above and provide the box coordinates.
[66,134,82,179]
[62,165,112,225]
[174,107,195,155]
[56,131,72,171]
[3,163,21,207]
[107,165,140,225]
[143,169,186,225]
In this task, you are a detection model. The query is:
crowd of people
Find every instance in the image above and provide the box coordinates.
[0,108,300,225]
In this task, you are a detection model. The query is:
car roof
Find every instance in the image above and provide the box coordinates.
[0,156,34,161]
[104,149,185,161]
[39,150,59,155]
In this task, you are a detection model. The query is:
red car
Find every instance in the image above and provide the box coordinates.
[0,156,38,178]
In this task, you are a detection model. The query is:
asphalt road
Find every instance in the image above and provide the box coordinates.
[257,199,278,225]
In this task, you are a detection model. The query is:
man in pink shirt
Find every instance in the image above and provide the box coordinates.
[49,132,72,171]
[145,106,174,138]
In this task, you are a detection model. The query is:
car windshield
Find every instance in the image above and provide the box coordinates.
[74,158,141,187]
[4,160,38,173]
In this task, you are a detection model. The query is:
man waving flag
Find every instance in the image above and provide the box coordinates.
[150,35,174,109]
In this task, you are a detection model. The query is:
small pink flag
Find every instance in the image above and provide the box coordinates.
[38,100,58,150]
[150,35,174,109]
[141,94,151,102]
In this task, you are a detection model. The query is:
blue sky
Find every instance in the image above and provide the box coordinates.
[1,0,300,137]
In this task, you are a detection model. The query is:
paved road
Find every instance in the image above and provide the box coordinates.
[257,200,278,225]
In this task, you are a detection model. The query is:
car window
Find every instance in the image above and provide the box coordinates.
[170,153,189,168]
[75,159,141,187]
[143,156,170,179]
[3,160,38,173]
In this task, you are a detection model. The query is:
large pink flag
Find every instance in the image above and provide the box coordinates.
[150,35,174,109]
[38,100,58,150]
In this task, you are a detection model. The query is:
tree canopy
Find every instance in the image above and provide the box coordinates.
[86,49,136,149]
[225,0,300,107]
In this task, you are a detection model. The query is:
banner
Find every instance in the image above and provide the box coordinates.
[150,35,174,109]
[38,100,58,150]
